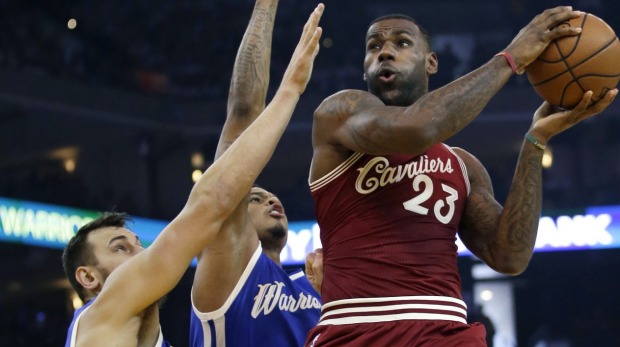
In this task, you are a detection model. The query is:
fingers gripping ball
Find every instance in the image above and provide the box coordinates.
[525,12,620,110]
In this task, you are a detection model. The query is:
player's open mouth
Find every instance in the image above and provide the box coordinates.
[379,69,396,83]
[269,205,285,218]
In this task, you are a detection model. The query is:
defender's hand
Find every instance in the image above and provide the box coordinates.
[305,248,324,296]
[279,3,324,95]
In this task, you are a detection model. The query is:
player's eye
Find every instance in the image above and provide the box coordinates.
[367,43,381,51]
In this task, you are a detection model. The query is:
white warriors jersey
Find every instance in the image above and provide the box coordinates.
[64,298,170,347]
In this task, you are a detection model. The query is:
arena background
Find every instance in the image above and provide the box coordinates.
[1,0,619,346]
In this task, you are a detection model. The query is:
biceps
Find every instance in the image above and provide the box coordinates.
[332,111,430,155]
[334,114,385,153]
[314,91,406,154]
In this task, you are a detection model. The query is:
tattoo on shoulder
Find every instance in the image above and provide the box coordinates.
[327,91,363,120]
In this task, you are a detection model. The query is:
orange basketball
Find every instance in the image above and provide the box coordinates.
[525,13,620,110]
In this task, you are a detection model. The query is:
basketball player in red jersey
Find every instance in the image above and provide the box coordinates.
[305,6,617,347]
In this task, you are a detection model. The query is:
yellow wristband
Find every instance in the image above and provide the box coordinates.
[524,132,545,150]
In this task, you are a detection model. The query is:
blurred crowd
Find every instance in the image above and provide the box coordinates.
[1,0,619,217]
[1,1,614,100]
[1,1,620,346]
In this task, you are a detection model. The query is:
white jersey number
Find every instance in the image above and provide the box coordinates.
[402,174,458,224]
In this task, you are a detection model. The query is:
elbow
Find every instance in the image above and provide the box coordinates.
[487,256,532,276]
[494,264,526,276]
[404,128,437,154]
[188,184,236,223]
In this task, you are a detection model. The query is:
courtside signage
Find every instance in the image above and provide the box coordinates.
[0,197,166,249]
[454,205,620,256]
[0,197,97,248]
[284,205,620,263]
[1,197,619,265]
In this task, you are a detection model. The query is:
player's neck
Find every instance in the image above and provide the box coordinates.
[262,247,282,267]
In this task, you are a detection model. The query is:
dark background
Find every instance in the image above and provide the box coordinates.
[1,0,619,346]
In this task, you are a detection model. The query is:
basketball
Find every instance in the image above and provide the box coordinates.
[525,12,620,110]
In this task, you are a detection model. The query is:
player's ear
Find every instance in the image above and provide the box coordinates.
[76,266,100,292]
[426,52,438,75]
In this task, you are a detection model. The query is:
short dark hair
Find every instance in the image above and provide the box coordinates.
[368,14,432,50]
[62,212,132,302]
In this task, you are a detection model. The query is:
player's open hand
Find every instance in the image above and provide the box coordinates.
[504,6,582,73]
[529,88,618,142]
[279,3,324,95]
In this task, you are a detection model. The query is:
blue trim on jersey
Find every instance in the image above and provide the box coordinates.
[65,299,95,347]
[190,246,321,347]
[209,319,217,345]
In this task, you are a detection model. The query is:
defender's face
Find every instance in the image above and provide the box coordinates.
[247,187,288,243]
[363,19,434,106]
[87,227,144,283]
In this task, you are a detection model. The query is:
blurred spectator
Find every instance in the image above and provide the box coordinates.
[432,42,460,89]
[469,305,496,347]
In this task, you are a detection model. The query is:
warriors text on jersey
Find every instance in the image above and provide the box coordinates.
[190,246,321,347]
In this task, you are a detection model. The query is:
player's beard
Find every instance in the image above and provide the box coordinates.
[96,265,111,283]
[267,223,287,240]
[367,67,428,106]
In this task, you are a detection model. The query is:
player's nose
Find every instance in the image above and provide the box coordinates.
[378,43,396,61]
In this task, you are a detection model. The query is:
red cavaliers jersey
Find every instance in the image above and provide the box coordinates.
[309,143,470,304]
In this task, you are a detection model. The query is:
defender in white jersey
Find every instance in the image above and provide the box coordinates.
[190,1,322,346]
[64,271,171,347]
[61,4,324,347]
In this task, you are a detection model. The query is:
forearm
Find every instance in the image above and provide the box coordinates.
[216,0,279,160]
[200,88,300,212]
[195,1,321,226]
[226,0,278,118]
[409,56,514,144]
[110,85,299,313]
[336,56,517,155]
[412,5,585,144]
[493,140,544,274]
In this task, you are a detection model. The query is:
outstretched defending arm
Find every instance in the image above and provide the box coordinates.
[79,3,324,335]
[192,0,283,312]
[215,0,279,160]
